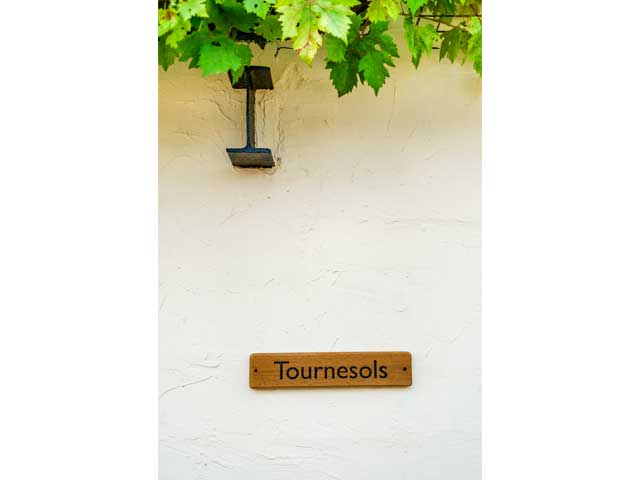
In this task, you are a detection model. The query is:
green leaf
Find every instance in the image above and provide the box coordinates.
[165,18,192,48]
[158,36,178,70]
[405,0,428,17]
[404,18,440,68]
[327,56,359,96]
[467,17,481,74]
[175,29,214,67]
[344,12,362,43]
[157,0,480,96]
[324,17,360,95]
[210,0,259,33]
[366,0,400,23]
[369,21,398,57]
[468,15,481,35]
[358,49,394,95]
[158,8,179,37]
[439,28,460,63]
[325,34,347,62]
[359,22,397,93]
[243,0,275,19]
[325,18,397,96]
[254,15,282,41]
[177,0,208,20]
[276,0,358,64]
[198,39,253,77]
[427,0,457,15]
[231,51,252,83]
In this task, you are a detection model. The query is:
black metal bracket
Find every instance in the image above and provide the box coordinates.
[226,66,275,168]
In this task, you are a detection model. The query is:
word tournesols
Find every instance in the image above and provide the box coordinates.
[274,360,388,380]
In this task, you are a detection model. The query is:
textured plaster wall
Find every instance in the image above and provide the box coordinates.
[159,25,481,480]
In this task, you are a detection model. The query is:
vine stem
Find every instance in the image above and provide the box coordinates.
[275,46,293,57]
[360,18,371,38]
[407,14,480,30]
[469,5,482,24]
[403,14,455,28]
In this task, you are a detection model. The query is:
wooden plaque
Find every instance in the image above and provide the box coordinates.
[249,351,412,389]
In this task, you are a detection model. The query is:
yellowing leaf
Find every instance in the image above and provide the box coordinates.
[165,17,191,48]
[314,0,356,40]
[276,0,358,64]
[277,0,304,38]
[366,0,400,23]
[157,0,481,97]
[158,8,179,37]
[177,0,208,20]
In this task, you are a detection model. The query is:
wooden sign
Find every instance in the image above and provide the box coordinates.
[249,351,412,389]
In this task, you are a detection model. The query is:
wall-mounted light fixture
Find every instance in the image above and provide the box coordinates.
[226,66,274,168]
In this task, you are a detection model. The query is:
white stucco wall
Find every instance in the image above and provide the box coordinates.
[159,25,481,480]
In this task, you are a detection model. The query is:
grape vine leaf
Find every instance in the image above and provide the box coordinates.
[242,0,275,19]
[199,39,253,82]
[166,18,192,48]
[359,49,393,94]
[329,59,359,96]
[276,0,358,65]
[403,18,440,68]
[467,17,482,74]
[370,20,399,57]
[177,0,208,20]
[405,0,428,17]
[254,15,282,41]
[316,0,357,37]
[357,21,398,94]
[158,36,178,71]
[158,8,179,37]
[158,0,481,97]
[325,15,362,95]
[294,9,323,64]
[366,0,400,23]
[439,28,460,62]
[209,0,259,33]
[326,19,398,96]
[176,29,215,68]
[428,0,457,15]
[325,34,347,62]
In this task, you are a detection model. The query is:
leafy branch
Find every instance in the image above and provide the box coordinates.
[158,0,481,97]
